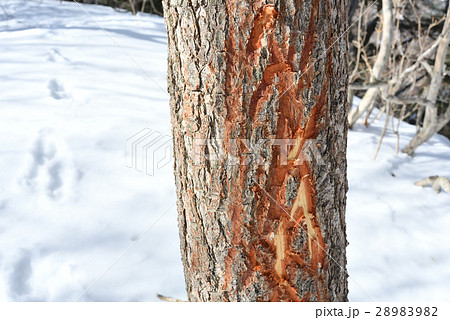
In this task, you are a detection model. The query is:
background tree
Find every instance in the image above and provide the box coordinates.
[163,0,349,301]
[348,0,450,155]
[348,0,393,127]
[61,0,164,16]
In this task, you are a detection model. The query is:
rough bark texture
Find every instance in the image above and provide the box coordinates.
[163,0,349,301]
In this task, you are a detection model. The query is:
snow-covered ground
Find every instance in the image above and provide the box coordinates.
[1,0,449,302]
[0,0,184,302]
[347,101,450,301]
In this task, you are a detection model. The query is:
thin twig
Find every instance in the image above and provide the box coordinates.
[157,294,185,302]
[373,103,390,159]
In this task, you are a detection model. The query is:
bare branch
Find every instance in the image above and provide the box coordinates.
[415,176,450,194]
[349,81,387,90]
[381,94,430,107]
[157,294,185,302]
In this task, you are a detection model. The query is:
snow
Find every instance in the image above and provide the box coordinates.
[0,0,184,302]
[347,101,450,301]
[1,0,449,302]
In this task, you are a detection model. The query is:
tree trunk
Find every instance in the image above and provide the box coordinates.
[163,0,349,301]
[348,0,393,127]
[402,3,450,155]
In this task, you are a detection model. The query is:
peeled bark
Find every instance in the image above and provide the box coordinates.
[163,0,349,301]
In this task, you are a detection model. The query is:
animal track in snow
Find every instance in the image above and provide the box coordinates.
[8,250,32,300]
[47,79,70,100]
[47,48,70,63]
[22,129,75,201]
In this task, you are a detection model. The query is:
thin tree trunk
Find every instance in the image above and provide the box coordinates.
[129,0,136,15]
[141,0,147,12]
[163,0,349,301]
[402,4,450,155]
[348,0,393,126]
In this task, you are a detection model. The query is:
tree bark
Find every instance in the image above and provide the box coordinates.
[163,0,349,301]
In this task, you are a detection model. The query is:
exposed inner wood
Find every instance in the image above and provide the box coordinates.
[273,220,286,279]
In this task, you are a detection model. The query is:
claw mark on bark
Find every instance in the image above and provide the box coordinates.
[220,0,334,301]
[246,5,278,55]
[274,220,286,278]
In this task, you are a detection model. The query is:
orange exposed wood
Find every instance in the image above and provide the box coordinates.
[246,5,278,55]
[221,0,334,301]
